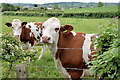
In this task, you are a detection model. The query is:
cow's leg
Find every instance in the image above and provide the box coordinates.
[27,42,33,51]
[38,45,46,60]
[54,58,71,79]
[22,43,27,50]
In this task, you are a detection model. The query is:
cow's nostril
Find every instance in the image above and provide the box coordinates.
[15,35,19,38]
[48,37,51,40]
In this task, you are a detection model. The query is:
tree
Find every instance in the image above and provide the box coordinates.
[15,5,20,11]
[34,4,38,7]
[2,3,9,12]
[53,4,60,10]
[97,2,103,7]
[2,3,16,12]
[8,4,15,11]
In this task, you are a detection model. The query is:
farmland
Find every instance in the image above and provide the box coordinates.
[63,5,118,13]
[1,14,118,78]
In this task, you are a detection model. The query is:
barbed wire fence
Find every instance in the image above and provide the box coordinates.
[1,46,107,79]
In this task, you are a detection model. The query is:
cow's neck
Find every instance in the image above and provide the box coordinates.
[47,34,60,57]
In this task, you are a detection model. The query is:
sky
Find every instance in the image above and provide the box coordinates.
[0,0,119,4]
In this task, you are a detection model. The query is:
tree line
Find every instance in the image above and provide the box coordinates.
[1,3,20,12]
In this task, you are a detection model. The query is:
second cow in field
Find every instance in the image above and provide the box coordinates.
[41,17,97,79]
[5,19,46,60]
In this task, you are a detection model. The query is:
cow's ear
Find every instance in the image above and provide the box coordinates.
[21,22,27,26]
[60,25,73,32]
[5,22,12,27]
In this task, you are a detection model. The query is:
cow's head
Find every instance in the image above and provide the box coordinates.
[41,17,61,45]
[5,19,27,38]
[41,17,73,45]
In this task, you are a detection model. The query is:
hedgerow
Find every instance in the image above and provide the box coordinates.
[88,18,120,79]
[2,11,119,18]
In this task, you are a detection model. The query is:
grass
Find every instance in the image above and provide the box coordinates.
[63,6,118,13]
[1,15,115,33]
[1,15,118,78]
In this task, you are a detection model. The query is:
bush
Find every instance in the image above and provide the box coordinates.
[0,34,37,78]
[88,18,120,79]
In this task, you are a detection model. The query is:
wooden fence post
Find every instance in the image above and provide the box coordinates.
[16,63,29,80]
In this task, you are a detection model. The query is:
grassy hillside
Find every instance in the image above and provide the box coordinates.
[63,6,118,13]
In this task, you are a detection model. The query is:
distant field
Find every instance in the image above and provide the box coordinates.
[1,15,118,78]
[63,6,118,13]
[2,15,115,34]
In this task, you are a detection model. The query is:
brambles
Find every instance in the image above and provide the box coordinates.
[89,18,120,79]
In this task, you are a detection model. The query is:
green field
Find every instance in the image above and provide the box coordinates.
[1,15,118,78]
[2,15,116,33]
[63,6,118,13]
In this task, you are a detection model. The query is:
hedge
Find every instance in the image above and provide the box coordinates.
[2,11,119,18]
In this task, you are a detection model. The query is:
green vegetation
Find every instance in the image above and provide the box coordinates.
[1,34,38,79]
[3,11,119,18]
[89,19,120,79]
[97,2,103,7]
[1,3,20,12]
[63,6,118,13]
[2,15,116,34]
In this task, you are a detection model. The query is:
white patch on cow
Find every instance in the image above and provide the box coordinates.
[25,22,41,40]
[11,19,22,37]
[29,32,32,37]
[54,58,71,79]
[80,70,84,78]
[82,34,85,37]
[83,34,95,63]
[71,31,77,37]
[38,45,46,60]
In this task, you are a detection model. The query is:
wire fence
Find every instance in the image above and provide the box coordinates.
[1,46,105,78]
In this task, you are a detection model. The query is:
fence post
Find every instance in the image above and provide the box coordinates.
[16,63,29,80]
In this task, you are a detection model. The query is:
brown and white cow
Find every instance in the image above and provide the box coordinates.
[41,17,97,79]
[5,19,46,60]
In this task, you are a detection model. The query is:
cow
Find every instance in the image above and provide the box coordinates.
[5,19,46,60]
[41,17,97,79]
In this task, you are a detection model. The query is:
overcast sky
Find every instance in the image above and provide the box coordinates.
[0,0,119,4]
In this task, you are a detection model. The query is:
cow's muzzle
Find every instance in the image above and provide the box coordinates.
[14,35,20,38]
[42,36,51,43]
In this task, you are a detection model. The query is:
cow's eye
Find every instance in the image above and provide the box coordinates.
[55,28,59,32]
[43,26,44,28]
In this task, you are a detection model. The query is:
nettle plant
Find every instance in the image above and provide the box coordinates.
[89,19,120,79]
[0,34,37,78]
